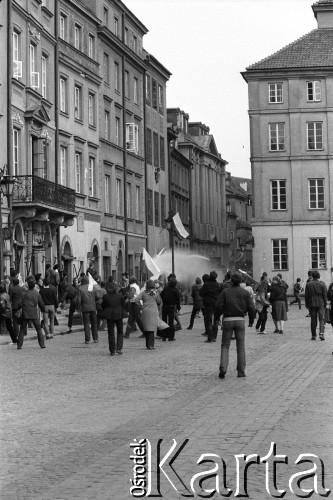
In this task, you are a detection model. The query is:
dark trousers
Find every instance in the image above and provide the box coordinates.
[205,305,219,341]
[309,306,325,337]
[68,303,76,329]
[125,302,144,336]
[0,316,17,343]
[107,319,123,354]
[290,293,301,308]
[255,307,268,332]
[188,307,205,329]
[145,331,154,349]
[220,320,246,375]
[82,311,98,342]
[18,318,44,349]
[162,304,175,340]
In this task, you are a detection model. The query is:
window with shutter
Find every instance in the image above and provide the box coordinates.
[152,79,157,109]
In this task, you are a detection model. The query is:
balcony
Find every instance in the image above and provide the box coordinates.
[12,175,76,213]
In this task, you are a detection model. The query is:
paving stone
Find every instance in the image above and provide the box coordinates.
[0,306,332,499]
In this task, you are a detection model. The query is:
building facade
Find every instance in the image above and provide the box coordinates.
[144,52,171,259]
[168,128,192,252]
[243,0,333,286]
[167,108,229,269]
[225,174,253,273]
[9,0,76,280]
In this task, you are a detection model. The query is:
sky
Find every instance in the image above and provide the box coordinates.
[125,0,318,178]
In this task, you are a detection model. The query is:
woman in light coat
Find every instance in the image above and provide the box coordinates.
[136,279,161,350]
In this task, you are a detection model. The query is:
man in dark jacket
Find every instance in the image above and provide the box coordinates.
[290,278,303,309]
[9,277,25,339]
[39,278,58,339]
[17,278,45,350]
[187,277,204,330]
[77,276,99,344]
[216,272,255,379]
[199,270,220,343]
[160,277,180,341]
[65,277,79,333]
[305,270,327,340]
[101,281,125,355]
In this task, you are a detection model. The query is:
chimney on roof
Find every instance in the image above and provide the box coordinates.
[312,0,333,28]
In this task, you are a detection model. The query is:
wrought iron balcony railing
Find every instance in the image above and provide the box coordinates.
[12,175,76,213]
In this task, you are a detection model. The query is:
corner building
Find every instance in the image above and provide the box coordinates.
[242,0,333,285]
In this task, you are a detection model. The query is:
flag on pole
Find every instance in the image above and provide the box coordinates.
[172,212,189,240]
[142,248,161,277]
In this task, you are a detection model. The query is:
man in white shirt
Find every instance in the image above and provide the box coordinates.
[123,277,144,338]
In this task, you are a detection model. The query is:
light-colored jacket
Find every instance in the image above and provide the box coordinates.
[136,290,160,331]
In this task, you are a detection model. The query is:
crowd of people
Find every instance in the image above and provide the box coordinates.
[0,264,331,377]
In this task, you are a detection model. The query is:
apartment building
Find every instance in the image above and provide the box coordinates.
[242,0,333,285]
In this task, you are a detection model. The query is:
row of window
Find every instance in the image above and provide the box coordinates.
[61,147,143,218]
[103,55,141,105]
[60,81,97,127]
[147,190,166,227]
[59,148,96,197]
[60,12,96,58]
[271,179,324,210]
[146,128,165,168]
[13,34,158,115]
[269,122,323,151]
[104,176,141,219]
[269,81,321,103]
[103,6,140,54]
[272,238,326,271]
[13,34,49,97]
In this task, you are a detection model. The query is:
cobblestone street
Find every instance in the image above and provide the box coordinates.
[0,305,332,499]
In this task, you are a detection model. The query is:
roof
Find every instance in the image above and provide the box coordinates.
[226,178,250,199]
[231,176,252,194]
[246,28,333,71]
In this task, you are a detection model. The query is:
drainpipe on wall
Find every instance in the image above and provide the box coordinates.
[54,0,61,268]
[8,0,13,271]
[143,66,148,253]
[122,13,128,273]
[188,161,193,251]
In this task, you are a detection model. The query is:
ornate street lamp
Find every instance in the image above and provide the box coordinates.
[0,166,15,283]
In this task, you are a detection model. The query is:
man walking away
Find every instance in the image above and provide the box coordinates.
[290,278,303,309]
[160,277,181,341]
[77,276,99,344]
[199,270,220,343]
[39,278,58,339]
[187,277,205,330]
[9,277,25,340]
[216,272,255,379]
[17,278,45,350]
[305,271,327,341]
